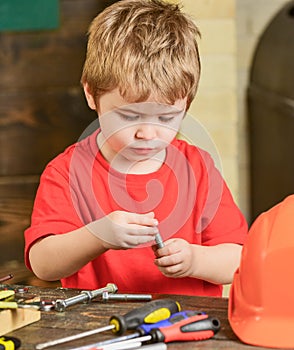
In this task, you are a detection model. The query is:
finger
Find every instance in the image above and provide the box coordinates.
[162,265,184,277]
[154,253,182,267]
[157,256,186,275]
[123,234,157,248]
[154,243,179,257]
[152,246,162,257]
[153,244,167,257]
[156,264,181,278]
[128,225,159,236]
[127,212,158,227]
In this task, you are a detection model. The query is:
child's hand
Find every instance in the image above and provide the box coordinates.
[86,211,158,249]
[154,238,194,278]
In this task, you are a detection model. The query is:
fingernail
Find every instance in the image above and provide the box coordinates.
[153,219,158,225]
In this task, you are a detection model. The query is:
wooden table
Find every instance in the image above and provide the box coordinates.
[3,285,269,350]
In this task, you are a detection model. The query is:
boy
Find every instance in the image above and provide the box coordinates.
[25,0,247,297]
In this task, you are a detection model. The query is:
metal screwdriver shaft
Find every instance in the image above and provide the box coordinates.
[35,299,180,350]
[70,315,220,350]
[35,325,114,350]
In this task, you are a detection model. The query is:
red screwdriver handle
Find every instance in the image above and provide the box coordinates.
[150,314,220,343]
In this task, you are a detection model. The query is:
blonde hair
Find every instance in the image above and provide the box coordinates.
[81,0,201,109]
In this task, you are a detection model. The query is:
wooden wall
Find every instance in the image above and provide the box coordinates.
[0,0,115,284]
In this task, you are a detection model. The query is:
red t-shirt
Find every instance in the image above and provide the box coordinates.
[25,130,247,296]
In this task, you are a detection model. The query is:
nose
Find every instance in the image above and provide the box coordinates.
[135,123,157,140]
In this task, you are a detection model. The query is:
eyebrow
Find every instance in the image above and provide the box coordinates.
[117,104,185,115]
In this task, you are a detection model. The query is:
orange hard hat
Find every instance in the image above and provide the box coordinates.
[228,195,294,348]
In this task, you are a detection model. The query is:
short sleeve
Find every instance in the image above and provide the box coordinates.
[196,150,248,246]
[24,164,84,270]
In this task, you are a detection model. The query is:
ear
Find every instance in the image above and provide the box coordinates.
[83,82,97,110]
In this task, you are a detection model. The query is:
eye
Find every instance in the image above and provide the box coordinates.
[158,116,174,123]
[120,114,140,122]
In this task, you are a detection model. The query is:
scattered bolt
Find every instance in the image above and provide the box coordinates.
[54,283,118,312]
[102,291,152,302]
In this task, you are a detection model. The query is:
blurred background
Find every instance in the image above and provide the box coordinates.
[0,0,293,287]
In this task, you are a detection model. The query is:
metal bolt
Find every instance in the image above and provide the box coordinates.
[102,291,152,302]
[155,232,164,249]
[54,283,118,312]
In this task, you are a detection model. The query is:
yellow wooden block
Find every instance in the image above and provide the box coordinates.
[0,308,41,335]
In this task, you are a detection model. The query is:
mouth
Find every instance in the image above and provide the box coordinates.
[130,147,156,155]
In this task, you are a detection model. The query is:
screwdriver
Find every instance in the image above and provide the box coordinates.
[80,310,207,348]
[109,298,181,334]
[138,309,206,334]
[73,314,220,350]
[0,274,13,283]
[148,314,220,343]
[108,314,220,349]
[35,299,181,350]
[0,336,21,350]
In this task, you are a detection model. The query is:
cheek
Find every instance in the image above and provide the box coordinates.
[100,117,130,142]
[158,116,183,142]
[158,127,178,143]
[106,129,132,151]
[99,119,117,139]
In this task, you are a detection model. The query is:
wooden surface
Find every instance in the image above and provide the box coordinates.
[2,285,270,350]
[0,0,104,177]
[0,178,39,264]
[0,0,114,271]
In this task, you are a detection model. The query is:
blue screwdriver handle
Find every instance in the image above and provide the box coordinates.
[137,310,205,334]
[82,310,208,349]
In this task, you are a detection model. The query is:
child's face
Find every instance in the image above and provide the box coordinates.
[85,87,187,167]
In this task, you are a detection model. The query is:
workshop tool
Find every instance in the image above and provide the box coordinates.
[0,290,15,300]
[0,289,55,311]
[108,299,180,334]
[146,314,220,342]
[0,336,21,350]
[18,299,56,311]
[0,289,41,334]
[76,310,206,348]
[35,299,181,350]
[87,341,167,350]
[92,341,142,350]
[127,344,167,350]
[102,292,152,302]
[110,314,220,349]
[54,283,118,312]
[0,274,13,283]
[69,314,220,350]
[154,232,164,249]
[0,290,33,309]
[0,290,15,309]
[137,310,206,334]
